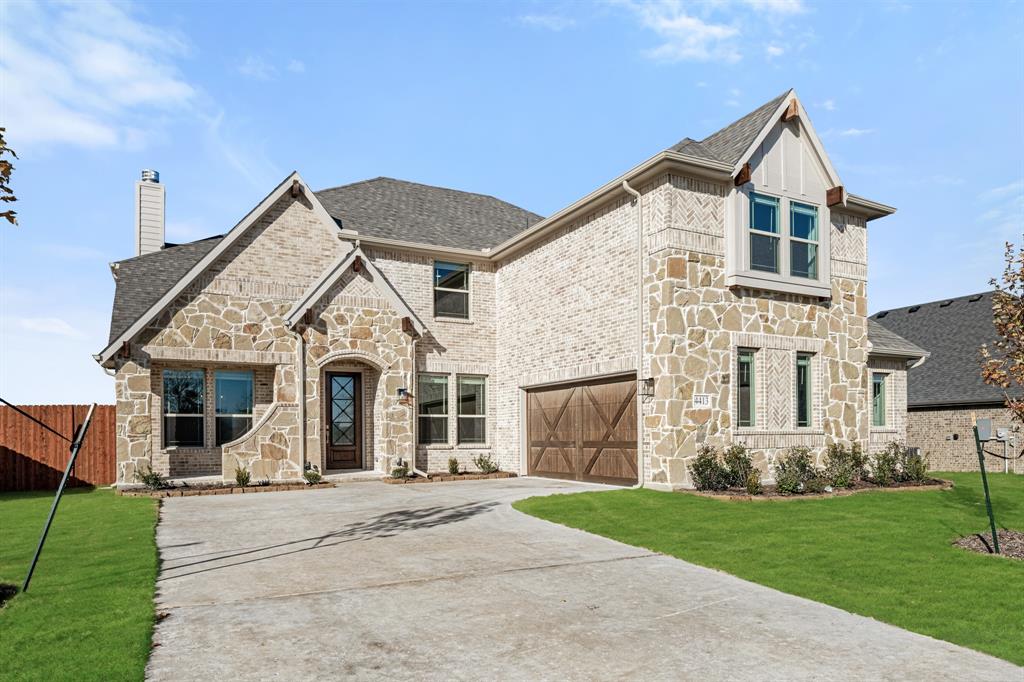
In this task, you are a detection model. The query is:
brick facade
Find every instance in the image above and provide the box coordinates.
[907,405,1023,474]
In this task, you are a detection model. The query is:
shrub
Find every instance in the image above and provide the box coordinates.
[303,469,322,485]
[448,457,460,475]
[901,448,928,483]
[473,453,499,474]
[234,466,251,487]
[138,467,168,491]
[723,444,753,488]
[872,441,901,486]
[804,475,829,494]
[391,464,409,479]
[744,470,763,495]
[688,444,728,491]
[823,443,862,489]
[774,447,817,495]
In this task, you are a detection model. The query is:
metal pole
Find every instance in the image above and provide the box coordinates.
[972,423,1001,555]
[22,403,97,592]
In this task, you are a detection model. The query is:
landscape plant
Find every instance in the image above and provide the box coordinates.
[303,469,322,485]
[688,444,728,491]
[448,457,460,475]
[900,448,929,483]
[391,463,410,479]
[472,453,499,474]
[234,466,251,487]
[774,446,816,494]
[871,442,901,487]
[138,467,168,490]
[722,444,753,488]
[744,470,763,495]
[823,442,866,488]
[981,241,1024,426]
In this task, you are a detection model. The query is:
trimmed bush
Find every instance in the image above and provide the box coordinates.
[822,442,866,489]
[473,453,499,474]
[744,470,763,495]
[872,441,901,486]
[723,444,753,488]
[303,469,322,485]
[138,467,168,490]
[774,447,817,495]
[689,444,729,491]
[391,464,410,479]
[234,466,251,487]
[901,448,928,483]
[804,475,829,494]
[448,457,460,475]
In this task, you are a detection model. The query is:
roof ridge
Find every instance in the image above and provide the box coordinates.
[315,176,542,216]
[872,289,994,316]
[698,89,792,144]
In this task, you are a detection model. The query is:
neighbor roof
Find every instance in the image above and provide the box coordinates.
[871,291,1012,408]
[668,90,790,167]
[107,236,223,344]
[314,177,544,251]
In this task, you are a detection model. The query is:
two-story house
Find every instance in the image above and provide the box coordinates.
[97,89,925,488]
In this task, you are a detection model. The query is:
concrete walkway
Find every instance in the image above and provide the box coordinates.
[149,478,1020,681]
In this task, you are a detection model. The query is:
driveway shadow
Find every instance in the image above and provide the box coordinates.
[159,500,497,581]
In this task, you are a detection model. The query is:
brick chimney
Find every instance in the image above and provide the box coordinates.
[135,169,164,256]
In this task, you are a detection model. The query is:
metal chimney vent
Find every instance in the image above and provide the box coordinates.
[140,169,160,183]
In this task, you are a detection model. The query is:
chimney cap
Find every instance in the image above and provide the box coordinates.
[140,169,160,183]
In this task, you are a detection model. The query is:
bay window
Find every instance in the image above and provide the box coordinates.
[163,369,204,447]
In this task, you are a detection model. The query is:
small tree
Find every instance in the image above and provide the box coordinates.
[0,128,16,226]
[981,242,1024,425]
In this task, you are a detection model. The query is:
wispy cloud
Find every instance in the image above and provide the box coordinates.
[519,14,576,31]
[617,0,807,64]
[286,59,306,73]
[237,55,277,80]
[16,317,85,339]
[839,127,875,137]
[982,180,1024,201]
[0,1,193,149]
[820,98,836,111]
[724,87,742,107]
[977,180,1024,244]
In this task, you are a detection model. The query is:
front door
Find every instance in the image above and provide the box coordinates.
[326,372,362,469]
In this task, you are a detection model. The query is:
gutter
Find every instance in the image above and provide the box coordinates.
[621,180,646,490]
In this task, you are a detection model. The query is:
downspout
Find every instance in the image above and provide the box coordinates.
[622,180,645,489]
[291,329,306,476]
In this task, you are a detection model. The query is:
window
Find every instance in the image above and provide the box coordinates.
[434,261,469,319]
[457,376,486,444]
[417,374,449,444]
[872,373,887,427]
[790,202,819,279]
[796,353,812,427]
[215,370,253,445]
[749,193,780,274]
[737,349,756,427]
[163,369,204,447]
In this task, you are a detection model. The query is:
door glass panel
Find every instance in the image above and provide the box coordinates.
[330,375,356,446]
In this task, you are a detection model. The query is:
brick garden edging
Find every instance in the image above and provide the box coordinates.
[118,482,335,498]
[681,478,953,502]
[384,471,516,485]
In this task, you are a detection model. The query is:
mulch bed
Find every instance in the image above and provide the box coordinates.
[119,482,335,498]
[0,583,17,608]
[384,471,516,485]
[953,530,1024,560]
[686,478,952,501]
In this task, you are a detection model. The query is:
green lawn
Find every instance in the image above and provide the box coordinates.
[0,488,159,681]
[515,472,1024,665]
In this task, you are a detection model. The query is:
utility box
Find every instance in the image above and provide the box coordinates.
[976,418,993,442]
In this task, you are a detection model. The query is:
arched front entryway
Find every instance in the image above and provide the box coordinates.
[316,358,382,473]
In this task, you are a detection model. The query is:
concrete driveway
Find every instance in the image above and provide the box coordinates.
[149,478,1019,681]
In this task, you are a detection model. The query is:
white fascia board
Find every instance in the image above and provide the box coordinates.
[97,171,335,366]
[846,194,897,221]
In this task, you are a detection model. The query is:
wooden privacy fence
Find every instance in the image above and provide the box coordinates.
[0,404,116,492]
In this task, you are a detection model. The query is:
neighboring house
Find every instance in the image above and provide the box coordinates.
[872,291,1023,474]
[97,88,925,489]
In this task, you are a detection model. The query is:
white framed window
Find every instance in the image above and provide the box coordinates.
[417,374,449,444]
[790,202,819,279]
[433,261,469,319]
[749,193,780,274]
[215,370,253,445]
[163,369,204,447]
[456,375,486,444]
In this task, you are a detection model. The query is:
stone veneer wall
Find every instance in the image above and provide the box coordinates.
[907,405,1023,474]
[643,173,871,487]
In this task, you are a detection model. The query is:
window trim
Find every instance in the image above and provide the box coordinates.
[871,372,887,428]
[162,368,206,448]
[456,375,487,445]
[736,348,756,428]
[749,192,781,274]
[417,373,450,445]
[433,260,471,321]
[789,201,819,280]
[795,352,813,428]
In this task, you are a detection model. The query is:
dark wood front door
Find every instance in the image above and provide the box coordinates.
[326,372,362,469]
[527,376,638,486]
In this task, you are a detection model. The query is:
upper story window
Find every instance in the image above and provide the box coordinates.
[163,369,204,447]
[434,261,469,319]
[790,202,819,279]
[749,193,780,274]
[215,370,253,445]
[871,373,887,427]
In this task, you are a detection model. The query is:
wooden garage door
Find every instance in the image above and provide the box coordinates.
[527,376,638,486]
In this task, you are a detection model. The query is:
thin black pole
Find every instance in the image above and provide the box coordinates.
[22,403,96,593]
[972,422,1001,555]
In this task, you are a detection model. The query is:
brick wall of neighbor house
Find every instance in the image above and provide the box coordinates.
[643,175,871,487]
[907,405,1023,474]
[868,356,909,453]
[367,248,498,472]
[493,179,649,474]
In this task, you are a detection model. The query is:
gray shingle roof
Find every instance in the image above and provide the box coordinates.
[871,291,1012,407]
[867,319,928,358]
[107,236,223,344]
[668,90,790,167]
[314,177,544,251]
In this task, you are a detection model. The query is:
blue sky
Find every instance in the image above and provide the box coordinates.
[1,0,1022,403]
